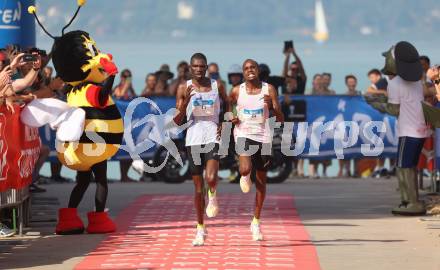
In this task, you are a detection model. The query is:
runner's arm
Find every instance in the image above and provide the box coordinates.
[269,85,284,123]
[218,82,230,122]
[229,85,240,124]
[174,84,192,125]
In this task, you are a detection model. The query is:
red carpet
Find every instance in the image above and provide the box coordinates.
[75,194,321,270]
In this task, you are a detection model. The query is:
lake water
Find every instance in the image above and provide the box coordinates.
[38,39,440,180]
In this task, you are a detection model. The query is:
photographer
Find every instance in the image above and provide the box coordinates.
[282,41,307,95]
[4,46,40,94]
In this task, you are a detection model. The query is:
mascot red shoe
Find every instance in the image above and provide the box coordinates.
[27,0,123,234]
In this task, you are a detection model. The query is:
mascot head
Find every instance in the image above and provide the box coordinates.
[28,0,116,86]
[381,46,397,76]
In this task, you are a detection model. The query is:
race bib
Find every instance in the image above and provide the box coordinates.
[192,98,215,117]
[239,108,265,125]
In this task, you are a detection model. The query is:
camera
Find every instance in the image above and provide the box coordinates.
[23,54,37,62]
[284,40,294,52]
[28,47,47,57]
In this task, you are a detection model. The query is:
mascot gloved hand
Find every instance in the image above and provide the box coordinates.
[28,0,123,234]
[21,98,86,142]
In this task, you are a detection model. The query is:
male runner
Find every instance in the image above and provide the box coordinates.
[230,59,284,240]
[174,53,229,246]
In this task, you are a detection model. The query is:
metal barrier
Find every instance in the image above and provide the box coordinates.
[0,187,31,236]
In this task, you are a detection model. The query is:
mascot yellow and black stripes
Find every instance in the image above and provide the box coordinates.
[28,0,123,234]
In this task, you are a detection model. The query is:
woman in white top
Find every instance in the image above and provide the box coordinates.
[229,59,284,241]
[174,53,229,246]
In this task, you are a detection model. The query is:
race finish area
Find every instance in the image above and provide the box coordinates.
[75,194,321,270]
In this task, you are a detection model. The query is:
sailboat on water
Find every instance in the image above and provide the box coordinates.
[314,0,329,43]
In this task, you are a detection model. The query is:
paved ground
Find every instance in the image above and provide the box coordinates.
[1,177,439,270]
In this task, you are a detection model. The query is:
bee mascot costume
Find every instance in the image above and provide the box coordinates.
[26,0,123,234]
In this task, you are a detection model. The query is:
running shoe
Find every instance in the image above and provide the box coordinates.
[206,189,219,218]
[0,223,15,237]
[250,221,263,241]
[240,174,252,193]
[192,227,207,246]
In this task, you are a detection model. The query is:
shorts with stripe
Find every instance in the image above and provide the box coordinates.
[397,136,425,168]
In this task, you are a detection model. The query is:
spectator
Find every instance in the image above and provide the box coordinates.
[366,69,388,96]
[0,221,15,237]
[321,72,336,94]
[320,73,336,177]
[284,76,298,95]
[419,55,436,100]
[306,74,321,178]
[281,46,307,177]
[169,61,189,96]
[23,52,73,184]
[44,70,73,183]
[42,65,73,183]
[420,55,430,81]
[43,66,53,85]
[2,45,40,94]
[310,74,323,94]
[337,75,361,177]
[29,145,50,193]
[281,76,305,178]
[140,73,158,97]
[207,62,227,90]
[282,46,307,94]
[0,51,8,72]
[227,64,243,90]
[368,68,390,177]
[309,73,334,178]
[113,69,136,99]
[345,74,361,96]
[0,60,11,92]
[154,64,174,96]
[258,63,285,94]
[113,69,138,183]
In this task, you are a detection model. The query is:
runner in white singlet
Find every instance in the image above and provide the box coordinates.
[174,53,229,246]
[230,59,284,241]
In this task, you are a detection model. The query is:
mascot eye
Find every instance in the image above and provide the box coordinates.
[86,42,96,57]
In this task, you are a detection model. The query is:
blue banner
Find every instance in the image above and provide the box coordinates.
[40,95,398,161]
[285,95,397,160]
[0,0,35,48]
